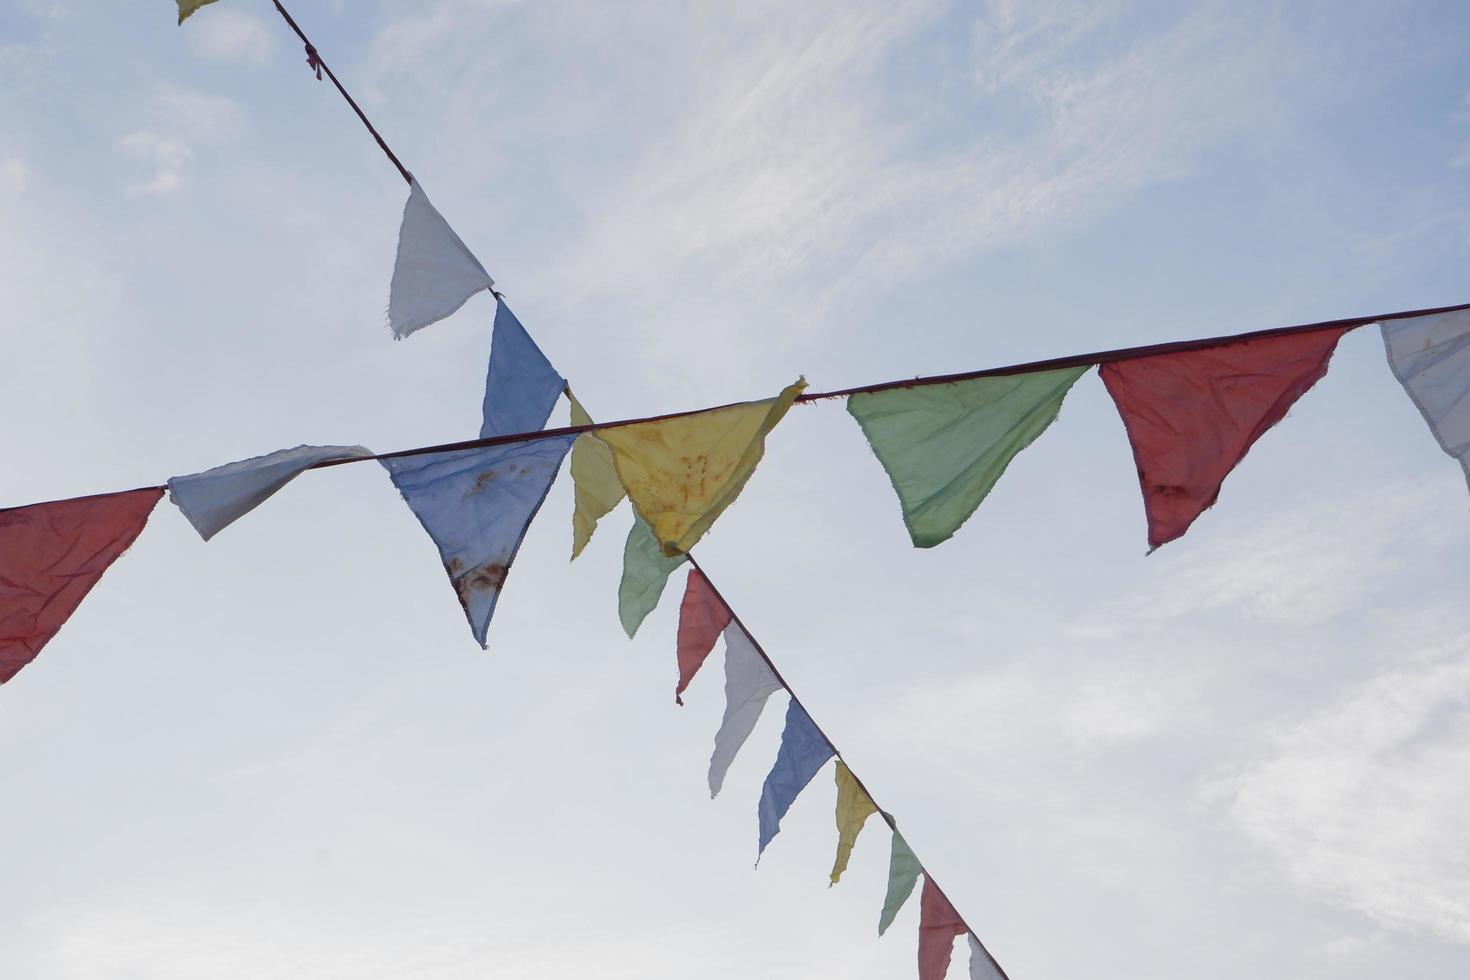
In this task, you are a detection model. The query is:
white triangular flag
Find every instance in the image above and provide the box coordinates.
[1382,309,1470,493]
[169,444,372,540]
[708,622,783,797]
[388,180,494,339]
[969,934,1006,980]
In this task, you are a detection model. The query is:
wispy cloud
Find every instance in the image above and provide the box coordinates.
[185,9,277,67]
[112,89,245,197]
[115,132,193,196]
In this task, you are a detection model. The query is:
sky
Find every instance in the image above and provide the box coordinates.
[2,1,1470,977]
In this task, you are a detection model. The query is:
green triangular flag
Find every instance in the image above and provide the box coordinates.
[177,0,222,24]
[848,366,1088,548]
[618,516,687,638]
[878,829,922,935]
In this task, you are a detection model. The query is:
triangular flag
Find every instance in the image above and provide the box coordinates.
[918,876,967,980]
[481,301,565,438]
[0,488,163,683]
[708,622,782,797]
[388,180,494,340]
[568,391,625,559]
[829,760,878,885]
[382,436,573,647]
[1100,328,1349,550]
[968,934,1008,980]
[848,366,1088,547]
[1381,310,1470,493]
[168,444,372,541]
[879,829,922,936]
[674,568,732,704]
[618,516,686,638]
[177,0,220,24]
[757,698,833,858]
[599,378,806,556]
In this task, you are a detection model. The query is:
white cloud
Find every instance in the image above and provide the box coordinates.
[154,89,246,143]
[112,90,245,197]
[185,9,277,66]
[0,157,28,193]
[116,132,193,196]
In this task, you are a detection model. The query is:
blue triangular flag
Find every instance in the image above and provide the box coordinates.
[383,435,575,647]
[757,698,834,857]
[482,301,566,439]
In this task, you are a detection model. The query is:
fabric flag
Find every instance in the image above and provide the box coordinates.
[757,698,833,858]
[168,445,372,541]
[674,568,732,704]
[968,934,1008,980]
[618,516,687,638]
[848,367,1088,547]
[879,829,922,935]
[177,0,219,24]
[383,436,573,647]
[918,876,967,980]
[481,302,565,438]
[1381,310,1470,492]
[829,760,878,885]
[388,180,495,340]
[599,378,806,556]
[0,488,163,683]
[568,390,626,559]
[1100,327,1349,550]
[708,622,783,797]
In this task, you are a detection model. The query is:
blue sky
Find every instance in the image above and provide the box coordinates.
[3,2,1470,977]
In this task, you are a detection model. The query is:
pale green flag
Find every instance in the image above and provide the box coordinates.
[878,829,922,935]
[177,0,221,24]
[848,366,1088,548]
[618,516,687,638]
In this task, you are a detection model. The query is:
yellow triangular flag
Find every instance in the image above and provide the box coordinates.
[568,390,626,560]
[830,760,878,885]
[177,0,221,24]
[598,378,805,556]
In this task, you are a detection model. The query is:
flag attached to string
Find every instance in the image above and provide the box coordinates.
[568,390,625,559]
[709,621,783,797]
[830,760,878,885]
[968,934,1008,980]
[618,516,687,638]
[848,367,1088,548]
[918,877,968,980]
[0,488,163,683]
[481,301,565,438]
[879,829,922,935]
[757,698,833,859]
[388,180,495,340]
[599,378,806,556]
[674,568,732,704]
[1100,328,1350,550]
[176,0,220,24]
[168,445,372,541]
[1381,309,1470,493]
[383,436,573,647]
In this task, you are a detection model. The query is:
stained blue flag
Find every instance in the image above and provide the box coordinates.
[482,301,565,439]
[383,435,575,647]
[757,698,834,858]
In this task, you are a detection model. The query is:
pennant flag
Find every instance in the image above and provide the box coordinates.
[968,934,1007,980]
[674,568,732,704]
[709,622,783,797]
[618,516,687,638]
[481,302,565,438]
[1100,328,1349,550]
[879,829,922,935]
[168,444,372,541]
[388,180,494,340]
[599,378,806,556]
[177,0,220,24]
[918,877,967,980]
[1381,310,1470,492]
[848,366,1088,547]
[568,391,625,559]
[0,488,163,683]
[829,760,878,885]
[757,698,833,858]
[383,436,573,647]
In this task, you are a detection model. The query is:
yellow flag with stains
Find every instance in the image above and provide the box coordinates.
[830,760,878,885]
[598,378,805,557]
[177,0,221,24]
[567,390,626,560]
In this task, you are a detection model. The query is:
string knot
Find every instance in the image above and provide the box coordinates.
[304,43,323,80]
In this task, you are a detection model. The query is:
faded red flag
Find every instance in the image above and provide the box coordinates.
[918,876,966,980]
[0,488,163,683]
[674,568,732,704]
[1100,328,1349,550]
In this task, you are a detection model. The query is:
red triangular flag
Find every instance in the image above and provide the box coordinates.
[1100,328,1349,550]
[918,876,967,980]
[0,488,163,683]
[674,568,732,704]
